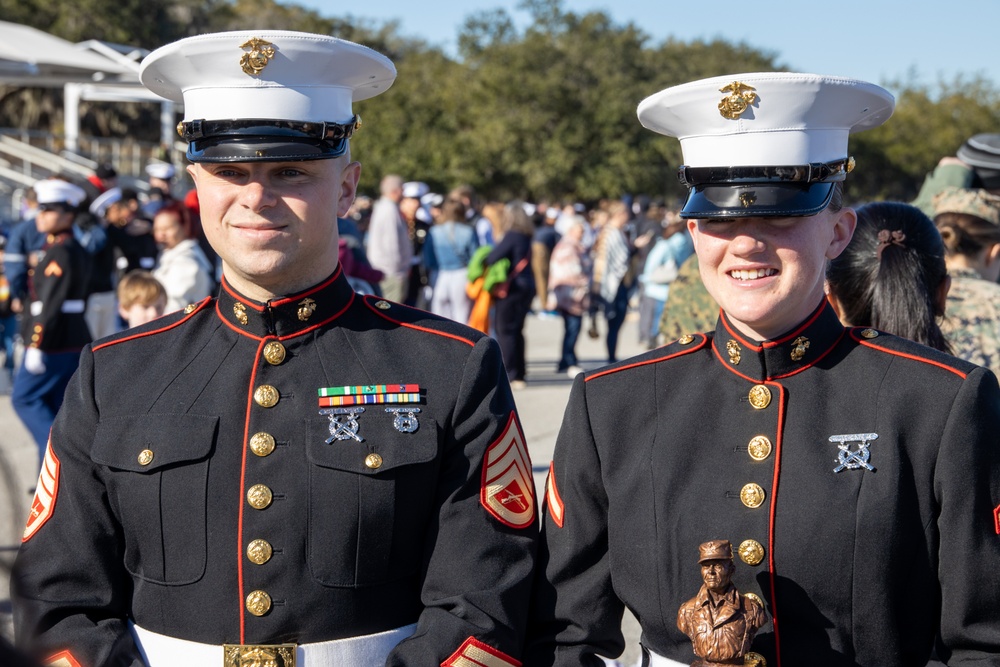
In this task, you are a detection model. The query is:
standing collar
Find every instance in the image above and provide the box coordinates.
[216,265,355,339]
[712,299,845,382]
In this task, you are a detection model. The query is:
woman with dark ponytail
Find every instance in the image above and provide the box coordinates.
[826,201,951,352]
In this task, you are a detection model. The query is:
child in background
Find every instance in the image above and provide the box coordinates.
[116,270,167,328]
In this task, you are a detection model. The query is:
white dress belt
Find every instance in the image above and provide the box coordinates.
[130,622,417,666]
[30,299,85,315]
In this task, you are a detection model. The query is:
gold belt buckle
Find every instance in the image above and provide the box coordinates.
[223,644,296,667]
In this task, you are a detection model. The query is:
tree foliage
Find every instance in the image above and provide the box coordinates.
[2,0,998,204]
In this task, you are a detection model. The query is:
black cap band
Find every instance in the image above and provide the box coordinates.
[178,116,361,163]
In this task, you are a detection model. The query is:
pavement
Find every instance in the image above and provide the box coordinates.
[0,308,648,662]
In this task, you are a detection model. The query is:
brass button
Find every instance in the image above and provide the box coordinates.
[246,484,273,510]
[744,592,764,609]
[365,453,383,469]
[249,432,276,457]
[747,435,772,461]
[137,449,154,466]
[374,300,391,310]
[738,539,765,566]
[183,303,197,314]
[246,539,273,565]
[748,385,771,409]
[245,590,272,616]
[263,341,286,365]
[861,328,879,339]
[740,482,766,509]
[254,385,279,408]
[678,334,694,344]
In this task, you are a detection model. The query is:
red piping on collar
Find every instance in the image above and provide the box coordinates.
[585,334,708,382]
[362,296,476,347]
[216,286,355,341]
[220,266,344,311]
[720,301,828,352]
[92,297,211,352]
[849,329,967,379]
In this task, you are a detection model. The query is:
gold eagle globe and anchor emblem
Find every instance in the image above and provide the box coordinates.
[240,37,276,76]
[718,81,758,120]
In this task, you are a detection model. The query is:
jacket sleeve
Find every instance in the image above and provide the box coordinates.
[12,347,145,666]
[525,375,626,666]
[935,366,1000,664]
[387,336,538,666]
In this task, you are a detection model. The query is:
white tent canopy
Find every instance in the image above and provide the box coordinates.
[0,21,175,152]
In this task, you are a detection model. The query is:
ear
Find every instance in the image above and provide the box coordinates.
[186,163,200,185]
[686,218,700,253]
[337,161,362,218]
[935,274,952,317]
[824,207,857,260]
[988,242,1000,267]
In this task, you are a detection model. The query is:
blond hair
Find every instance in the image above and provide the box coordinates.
[117,270,166,309]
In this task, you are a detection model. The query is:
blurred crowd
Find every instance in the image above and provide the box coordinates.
[2,133,1000,452]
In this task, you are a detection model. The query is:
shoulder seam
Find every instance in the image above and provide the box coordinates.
[848,328,968,379]
[586,333,709,382]
[92,297,212,352]
[361,295,477,348]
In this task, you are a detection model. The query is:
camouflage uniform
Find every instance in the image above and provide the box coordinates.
[939,266,1000,375]
[658,255,719,342]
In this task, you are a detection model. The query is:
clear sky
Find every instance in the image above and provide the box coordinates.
[297,0,998,94]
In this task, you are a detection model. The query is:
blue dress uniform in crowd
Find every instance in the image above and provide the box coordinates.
[527,73,1000,666]
[12,31,536,667]
[11,179,93,455]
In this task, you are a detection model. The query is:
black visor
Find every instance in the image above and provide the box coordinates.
[179,117,360,163]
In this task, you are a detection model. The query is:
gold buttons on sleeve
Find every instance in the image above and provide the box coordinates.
[137,449,154,466]
[748,385,771,409]
[747,435,772,461]
[246,539,273,565]
[254,385,279,408]
[365,453,383,470]
[740,483,766,509]
[249,432,276,457]
[262,341,286,365]
[246,484,273,510]
[738,539,765,566]
[245,590,272,616]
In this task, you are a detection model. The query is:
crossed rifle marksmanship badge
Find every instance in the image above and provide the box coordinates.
[829,432,877,473]
[320,407,365,442]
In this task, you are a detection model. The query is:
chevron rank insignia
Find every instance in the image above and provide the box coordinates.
[481,412,535,529]
[545,461,565,528]
[24,441,60,542]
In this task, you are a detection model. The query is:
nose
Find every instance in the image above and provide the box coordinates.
[239,176,277,212]
[729,221,767,256]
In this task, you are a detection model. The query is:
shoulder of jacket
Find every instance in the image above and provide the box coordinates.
[359,294,485,348]
[92,297,213,353]
[847,327,976,379]
[585,332,709,382]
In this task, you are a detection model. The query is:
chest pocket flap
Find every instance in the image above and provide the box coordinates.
[91,413,218,472]
[307,416,438,474]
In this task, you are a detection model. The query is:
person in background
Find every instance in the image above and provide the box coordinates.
[638,212,694,348]
[532,207,560,312]
[116,270,167,328]
[595,200,649,363]
[424,197,478,323]
[546,219,590,377]
[486,201,535,388]
[933,187,1000,373]
[0,235,17,390]
[143,161,178,217]
[152,202,215,313]
[85,163,117,196]
[367,173,411,302]
[11,179,92,458]
[401,181,431,308]
[826,201,950,351]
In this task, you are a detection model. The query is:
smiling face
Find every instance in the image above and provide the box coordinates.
[188,157,360,301]
[689,206,856,341]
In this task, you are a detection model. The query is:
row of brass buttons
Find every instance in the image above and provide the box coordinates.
[741,385,771,565]
[245,340,285,617]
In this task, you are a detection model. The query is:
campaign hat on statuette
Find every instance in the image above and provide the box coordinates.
[637,72,895,219]
[698,539,733,563]
[139,31,396,163]
[34,179,87,208]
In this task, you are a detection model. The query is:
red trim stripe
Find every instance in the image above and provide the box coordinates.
[994,504,1000,536]
[217,289,355,341]
[769,328,845,380]
[768,382,786,667]
[44,650,82,667]
[362,296,476,347]
[586,334,708,382]
[850,329,967,379]
[441,636,522,667]
[546,461,565,528]
[762,303,827,348]
[92,298,211,352]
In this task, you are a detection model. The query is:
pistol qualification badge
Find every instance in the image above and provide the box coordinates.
[320,407,365,443]
[830,432,877,473]
[386,407,420,433]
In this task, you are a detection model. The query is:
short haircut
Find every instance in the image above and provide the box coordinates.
[117,270,166,309]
